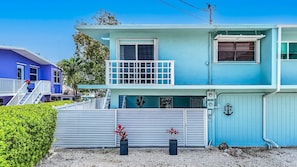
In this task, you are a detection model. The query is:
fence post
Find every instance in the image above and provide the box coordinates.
[115,109,118,147]
[183,109,187,147]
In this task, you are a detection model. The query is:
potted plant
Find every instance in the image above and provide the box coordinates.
[167,127,178,155]
[115,124,128,155]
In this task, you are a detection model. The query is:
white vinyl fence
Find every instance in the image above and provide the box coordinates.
[54,108,207,148]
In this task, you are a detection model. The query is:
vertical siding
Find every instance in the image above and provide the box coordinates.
[215,94,264,146]
[266,94,297,146]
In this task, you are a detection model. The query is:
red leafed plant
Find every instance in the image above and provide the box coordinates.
[167,128,178,139]
[25,80,30,84]
[115,124,128,141]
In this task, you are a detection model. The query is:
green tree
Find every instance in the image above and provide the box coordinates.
[73,10,119,84]
[57,57,84,97]
[58,10,119,97]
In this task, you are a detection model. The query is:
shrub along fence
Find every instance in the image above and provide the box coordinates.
[0,101,72,167]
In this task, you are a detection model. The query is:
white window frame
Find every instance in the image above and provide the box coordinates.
[53,70,61,84]
[213,35,265,63]
[281,41,297,60]
[117,39,158,60]
[29,65,39,81]
[16,63,25,80]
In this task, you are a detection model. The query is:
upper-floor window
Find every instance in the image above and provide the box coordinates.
[117,39,158,60]
[213,34,265,63]
[217,42,255,61]
[54,70,61,84]
[281,42,297,60]
[30,66,38,81]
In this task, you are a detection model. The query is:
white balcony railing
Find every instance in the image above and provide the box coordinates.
[106,60,174,85]
[0,78,24,94]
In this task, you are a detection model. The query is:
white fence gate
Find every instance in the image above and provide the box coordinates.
[54,107,207,148]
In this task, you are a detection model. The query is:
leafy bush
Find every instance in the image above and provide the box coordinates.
[0,101,72,167]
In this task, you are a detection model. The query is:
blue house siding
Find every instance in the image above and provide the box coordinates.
[110,30,210,85]
[214,94,264,146]
[212,29,275,85]
[0,50,39,79]
[0,46,63,104]
[260,29,276,85]
[158,30,209,85]
[281,61,297,84]
[39,65,62,94]
[266,94,297,146]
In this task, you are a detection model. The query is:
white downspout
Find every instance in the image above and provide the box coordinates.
[262,26,282,148]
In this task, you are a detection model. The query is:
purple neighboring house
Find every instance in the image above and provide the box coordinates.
[0,45,63,105]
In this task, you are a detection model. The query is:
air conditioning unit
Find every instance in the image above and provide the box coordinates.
[207,100,215,109]
[207,90,216,100]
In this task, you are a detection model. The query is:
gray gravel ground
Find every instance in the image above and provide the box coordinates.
[36,147,297,167]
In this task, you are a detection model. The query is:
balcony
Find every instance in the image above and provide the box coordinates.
[0,78,23,95]
[106,60,174,85]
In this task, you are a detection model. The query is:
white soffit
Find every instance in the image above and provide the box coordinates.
[214,34,266,41]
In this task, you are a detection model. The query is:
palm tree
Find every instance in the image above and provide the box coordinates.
[57,57,84,98]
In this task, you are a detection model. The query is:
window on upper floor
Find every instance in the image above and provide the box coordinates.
[30,66,38,81]
[213,35,265,63]
[117,39,158,60]
[281,42,297,60]
[54,70,61,84]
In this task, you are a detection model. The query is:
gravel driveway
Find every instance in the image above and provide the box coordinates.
[37,147,297,167]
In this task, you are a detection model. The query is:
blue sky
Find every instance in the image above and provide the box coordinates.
[0,0,296,63]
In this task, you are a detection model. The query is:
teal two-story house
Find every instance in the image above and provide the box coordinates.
[77,24,297,147]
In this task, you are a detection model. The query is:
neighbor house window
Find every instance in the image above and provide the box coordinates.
[117,39,158,60]
[54,70,61,84]
[17,64,25,80]
[281,42,297,60]
[214,35,265,63]
[29,66,38,81]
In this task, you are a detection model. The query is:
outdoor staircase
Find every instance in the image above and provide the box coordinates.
[33,93,43,104]
[19,92,31,104]
[119,95,126,108]
[6,80,49,105]
[103,89,111,109]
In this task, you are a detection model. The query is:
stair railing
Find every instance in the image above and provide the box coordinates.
[6,82,27,106]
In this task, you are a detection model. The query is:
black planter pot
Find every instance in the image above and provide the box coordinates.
[120,140,128,155]
[169,139,177,155]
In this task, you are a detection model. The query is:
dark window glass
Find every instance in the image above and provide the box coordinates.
[30,68,37,73]
[138,45,154,60]
[120,45,136,60]
[30,67,38,81]
[218,42,255,61]
[289,43,297,59]
[30,75,37,81]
